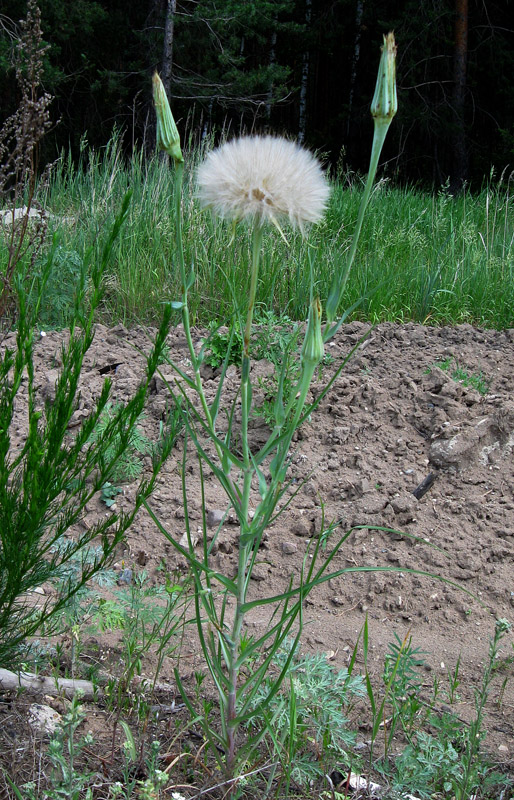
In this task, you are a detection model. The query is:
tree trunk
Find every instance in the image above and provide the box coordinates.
[265,29,277,120]
[347,0,365,136]
[161,0,177,94]
[298,0,312,144]
[451,0,469,192]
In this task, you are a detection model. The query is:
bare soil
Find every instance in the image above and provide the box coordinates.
[1,320,514,795]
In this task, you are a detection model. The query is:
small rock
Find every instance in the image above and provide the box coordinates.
[250,565,267,581]
[331,596,345,606]
[359,496,387,515]
[498,744,509,754]
[390,493,417,515]
[28,704,62,736]
[40,369,60,402]
[179,532,199,548]
[218,538,234,554]
[106,323,128,342]
[456,553,477,571]
[292,520,310,537]
[281,541,298,555]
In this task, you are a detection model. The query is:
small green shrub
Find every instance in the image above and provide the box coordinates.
[0,195,175,668]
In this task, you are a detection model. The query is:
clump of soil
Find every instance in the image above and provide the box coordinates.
[1,320,514,792]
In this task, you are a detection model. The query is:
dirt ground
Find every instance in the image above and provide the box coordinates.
[1,319,514,793]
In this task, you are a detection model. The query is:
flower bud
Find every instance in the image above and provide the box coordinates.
[301,297,324,367]
[152,72,183,163]
[371,32,397,125]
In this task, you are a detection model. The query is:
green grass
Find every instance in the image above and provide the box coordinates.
[24,135,514,330]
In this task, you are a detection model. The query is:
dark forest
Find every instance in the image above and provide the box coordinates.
[1,0,513,189]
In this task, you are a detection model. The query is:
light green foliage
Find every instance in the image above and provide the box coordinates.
[247,641,365,788]
[88,401,151,483]
[14,693,95,800]
[100,481,122,508]
[111,731,169,800]
[383,632,427,735]
[102,569,190,716]
[252,311,302,427]
[42,538,117,671]
[8,696,172,800]
[202,322,243,369]
[373,621,513,800]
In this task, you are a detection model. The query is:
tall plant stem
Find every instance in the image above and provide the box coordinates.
[346,125,388,283]
[226,222,263,777]
[174,162,223,451]
[325,122,390,334]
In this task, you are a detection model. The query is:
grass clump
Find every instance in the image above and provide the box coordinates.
[30,149,514,330]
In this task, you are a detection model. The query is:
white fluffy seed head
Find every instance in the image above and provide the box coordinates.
[196,135,330,233]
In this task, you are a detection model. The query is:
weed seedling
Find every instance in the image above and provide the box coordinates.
[101,481,123,508]
[446,654,462,704]
[428,356,491,395]
[202,322,243,369]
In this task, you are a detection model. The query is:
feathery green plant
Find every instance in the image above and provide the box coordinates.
[247,640,365,792]
[0,194,175,668]
[374,620,513,800]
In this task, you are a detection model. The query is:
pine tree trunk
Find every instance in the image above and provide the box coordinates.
[161,0,177,94]
[298,0,312,144]
[347,0,365,136]
[451,0,469,192]
[265,29,277,120]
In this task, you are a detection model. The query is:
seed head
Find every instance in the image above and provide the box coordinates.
[196,135,330,233]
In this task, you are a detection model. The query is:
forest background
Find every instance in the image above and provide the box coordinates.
[0,0,513,191]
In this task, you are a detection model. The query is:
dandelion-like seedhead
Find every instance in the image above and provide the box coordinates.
[196,135,330,233]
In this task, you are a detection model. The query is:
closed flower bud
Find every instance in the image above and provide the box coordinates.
[371,32,397,125]
[301,297,324,367]
[152,72,183,163]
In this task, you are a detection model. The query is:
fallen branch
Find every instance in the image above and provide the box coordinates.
[0,668,178,701]
[0,668,100,699]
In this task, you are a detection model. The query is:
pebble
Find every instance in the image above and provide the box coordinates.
[281,541,298,555]
[292,520,310,537]
[207,509,225,528]
[331,596,345,606]
[117,568,133,585]
[250,566,267,581]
